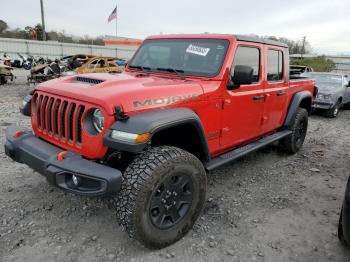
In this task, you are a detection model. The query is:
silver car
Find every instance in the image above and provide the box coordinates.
[306,72,350,118]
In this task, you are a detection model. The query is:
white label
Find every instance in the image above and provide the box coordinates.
[186,44,210,56]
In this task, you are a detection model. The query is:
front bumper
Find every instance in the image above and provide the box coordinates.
[4,125,122,196]
[312,100,334,110]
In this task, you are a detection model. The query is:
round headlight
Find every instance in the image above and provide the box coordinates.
[92,109,104,133]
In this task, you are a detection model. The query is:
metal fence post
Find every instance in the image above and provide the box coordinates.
[61,43,64,57]
[25,41,30,55]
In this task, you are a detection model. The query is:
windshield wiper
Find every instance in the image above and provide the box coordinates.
[128,65,152,74]
[156,67,186,79]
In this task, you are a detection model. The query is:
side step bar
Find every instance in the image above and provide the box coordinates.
[205,130,292,171]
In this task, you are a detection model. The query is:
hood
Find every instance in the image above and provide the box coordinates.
[315,83,343,94]
[36,72,204,115]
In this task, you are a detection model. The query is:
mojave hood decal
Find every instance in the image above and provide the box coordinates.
[133,94,199,108]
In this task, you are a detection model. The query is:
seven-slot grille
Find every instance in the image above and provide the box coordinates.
[34,93,85,146]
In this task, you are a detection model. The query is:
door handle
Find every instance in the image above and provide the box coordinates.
[277,91,286,96]
[253,95,265,101]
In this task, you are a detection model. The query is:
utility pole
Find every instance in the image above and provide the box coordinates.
[40,0,46,41]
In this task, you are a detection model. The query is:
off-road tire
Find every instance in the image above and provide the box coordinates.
[115,146,207,249]
[338,208,349,246]
[343,102,350,110]
[326,102,340,118]
[0,76,7,85]
[280,108,308,153]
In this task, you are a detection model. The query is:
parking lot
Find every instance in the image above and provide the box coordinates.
[1,70,350,262]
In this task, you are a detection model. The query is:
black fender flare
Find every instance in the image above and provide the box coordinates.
[103,108,211,161]
[283,91,312,128]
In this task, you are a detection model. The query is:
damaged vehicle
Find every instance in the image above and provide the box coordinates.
[66,56,125,75]
[0,65,14,85]
[62,54,95,70]
[4,34,315,249]
[306,72,350,117]
[27,61,61,84]
[290,65,313,77]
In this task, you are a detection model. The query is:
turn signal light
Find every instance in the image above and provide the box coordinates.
[110,130,151,144]
[135,133,151,144]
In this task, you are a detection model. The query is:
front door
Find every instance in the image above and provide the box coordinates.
[220,45,265,148]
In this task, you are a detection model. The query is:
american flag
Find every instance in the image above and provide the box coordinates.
[108,6,117,22]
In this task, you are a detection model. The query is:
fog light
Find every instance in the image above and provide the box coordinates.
[72,175,81,187]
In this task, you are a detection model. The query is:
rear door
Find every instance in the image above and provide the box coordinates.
[261,47,289,134]
[220,44,265,148]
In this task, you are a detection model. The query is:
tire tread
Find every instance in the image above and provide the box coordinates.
[114,146,206,248]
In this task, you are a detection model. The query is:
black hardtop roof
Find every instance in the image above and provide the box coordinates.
[146,33,289,48]
[235,35,289,48]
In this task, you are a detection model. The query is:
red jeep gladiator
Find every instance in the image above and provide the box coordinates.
[5,34,315,249]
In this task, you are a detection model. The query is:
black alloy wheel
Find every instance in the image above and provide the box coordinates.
[149,173,193,229]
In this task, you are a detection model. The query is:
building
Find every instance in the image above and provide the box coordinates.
[103,35,142,47]
[103,36,142,59]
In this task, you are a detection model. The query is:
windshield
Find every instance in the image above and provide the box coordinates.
[305,73,343,87]
[128,39,229,77]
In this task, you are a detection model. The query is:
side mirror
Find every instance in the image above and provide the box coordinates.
[227,65,254,90]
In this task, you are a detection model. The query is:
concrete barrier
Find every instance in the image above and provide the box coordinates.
[0,37,137,60]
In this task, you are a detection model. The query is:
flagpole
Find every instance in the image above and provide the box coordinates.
[115,3,118,39]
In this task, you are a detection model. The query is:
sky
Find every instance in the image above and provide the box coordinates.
[1,0,350,55]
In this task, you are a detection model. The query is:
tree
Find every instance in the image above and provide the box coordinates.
[0,19,105,46]
[0,20,8,34]
[25,26,37,40]
[34,24,44,41]
[268,36,312,55]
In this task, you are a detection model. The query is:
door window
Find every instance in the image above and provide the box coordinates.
[267,50,284,81]
[232,46,260,83]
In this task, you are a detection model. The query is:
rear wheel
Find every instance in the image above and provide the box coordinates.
[280,108,308,153]
[115,146,207,249]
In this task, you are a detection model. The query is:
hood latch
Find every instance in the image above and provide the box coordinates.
[114,106,129,122]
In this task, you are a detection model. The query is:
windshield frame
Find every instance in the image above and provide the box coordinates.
[127,38,230,78]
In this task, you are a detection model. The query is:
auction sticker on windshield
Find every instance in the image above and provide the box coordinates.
[186,44,210,56]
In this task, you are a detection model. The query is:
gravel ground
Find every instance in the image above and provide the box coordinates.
[1,70,350,262]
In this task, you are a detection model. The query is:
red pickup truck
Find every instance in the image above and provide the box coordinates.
[5,34,315,249]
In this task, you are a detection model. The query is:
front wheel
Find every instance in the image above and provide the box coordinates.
[326,102,340,118]
[0,76,7,85]
[280,108,308,153]
[344,102,350,110]
[115,146,207,249]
